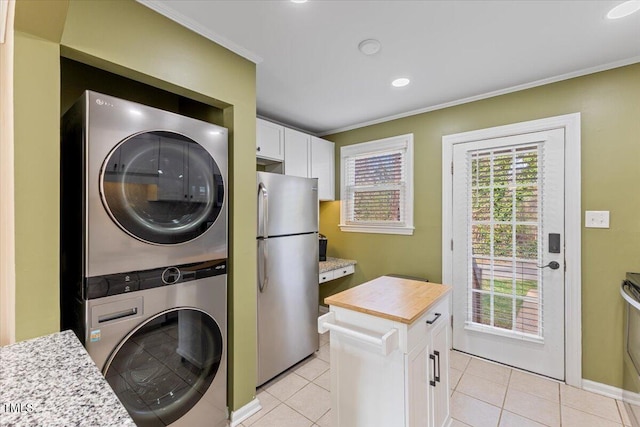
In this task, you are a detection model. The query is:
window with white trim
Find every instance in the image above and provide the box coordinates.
[339,134,414,235]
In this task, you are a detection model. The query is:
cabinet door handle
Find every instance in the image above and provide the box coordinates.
[429,353,437,387]
[434,350,441,383]
[257,146,261,152]
[426,312,442,324]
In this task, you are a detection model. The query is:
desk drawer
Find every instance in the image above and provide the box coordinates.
[333,265,355,280]
[319,271,335,284]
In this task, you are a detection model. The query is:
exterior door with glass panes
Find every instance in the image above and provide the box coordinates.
[451,129,565,380]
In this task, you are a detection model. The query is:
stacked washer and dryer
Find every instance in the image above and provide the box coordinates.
[61,91,228,427]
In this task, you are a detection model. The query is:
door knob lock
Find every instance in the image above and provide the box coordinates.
[538,261,560,270]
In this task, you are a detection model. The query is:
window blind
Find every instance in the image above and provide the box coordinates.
[344,149,406,225]
[467,144,543,339]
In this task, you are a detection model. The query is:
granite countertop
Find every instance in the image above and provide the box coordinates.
[0,330,135,426]
[319,257,357,273]
[324,275,452,324]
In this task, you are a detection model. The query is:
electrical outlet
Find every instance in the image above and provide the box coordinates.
[585,211,610,228]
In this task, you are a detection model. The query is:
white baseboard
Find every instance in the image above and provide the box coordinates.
[624,389,640,407]
[319,305,329,314]
[582,379,640,406]
[229,397,261,427]
[582,379,624,400]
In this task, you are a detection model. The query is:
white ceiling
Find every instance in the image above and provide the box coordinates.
[140,0,640,135]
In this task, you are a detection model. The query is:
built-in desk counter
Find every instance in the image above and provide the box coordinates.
[0,330,135,426]
[319,257,357,284]
[320,276,452,427]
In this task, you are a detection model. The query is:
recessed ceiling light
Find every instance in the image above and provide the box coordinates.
[358,39,381,56]
[291,0,308,3]
[391,78,410,88]
[607,0,640,19]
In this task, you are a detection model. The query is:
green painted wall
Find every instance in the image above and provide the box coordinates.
[14,0,257,411]
[320,63,640,388]
[13,31,61,343]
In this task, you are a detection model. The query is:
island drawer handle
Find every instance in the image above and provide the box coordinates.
[426,312,442,325]
[317,312,398,356]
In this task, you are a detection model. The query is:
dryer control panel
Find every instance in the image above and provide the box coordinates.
[84,258,226,300]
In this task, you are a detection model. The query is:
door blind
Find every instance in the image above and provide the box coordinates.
[466,144,543,339]
[344,149,406,225]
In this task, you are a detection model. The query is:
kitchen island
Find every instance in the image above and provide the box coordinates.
[320,275,452,427]
[0,330,135,426]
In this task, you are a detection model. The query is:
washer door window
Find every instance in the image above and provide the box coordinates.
[101,131,224,245]
[104,309,223,427]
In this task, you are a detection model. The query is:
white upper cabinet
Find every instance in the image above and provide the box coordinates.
[257,118,335,201]
[284,128,310,177]
[310,136,335,201]
[256,118,284,161]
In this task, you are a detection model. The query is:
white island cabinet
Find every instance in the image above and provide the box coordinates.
[319,276,452,427]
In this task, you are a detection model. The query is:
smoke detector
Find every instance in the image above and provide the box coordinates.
[358,39,381,56]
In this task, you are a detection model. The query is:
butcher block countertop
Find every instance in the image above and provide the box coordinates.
[324,275,452,324]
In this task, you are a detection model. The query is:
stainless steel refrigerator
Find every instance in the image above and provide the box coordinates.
[257,172,319,386]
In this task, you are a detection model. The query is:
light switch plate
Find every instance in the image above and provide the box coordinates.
[585,210,610,228]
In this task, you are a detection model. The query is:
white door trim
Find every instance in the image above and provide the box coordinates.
[0,0,16,346]
[442,113,581,387]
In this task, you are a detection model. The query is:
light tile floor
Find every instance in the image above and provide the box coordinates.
[238,332,331,427]
[238,334,631,427]
[449,351,631,427]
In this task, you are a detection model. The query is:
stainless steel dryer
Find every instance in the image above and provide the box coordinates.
[62,90,227,277]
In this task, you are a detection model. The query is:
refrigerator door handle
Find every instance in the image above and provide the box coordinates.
[258,182,268,238]
[258,238,269,293]
[258,182,269,293]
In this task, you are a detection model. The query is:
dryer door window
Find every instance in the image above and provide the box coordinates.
[104,309,224,426]
[101,131,224,245]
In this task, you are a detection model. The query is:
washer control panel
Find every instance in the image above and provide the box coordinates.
[84,258,226,300]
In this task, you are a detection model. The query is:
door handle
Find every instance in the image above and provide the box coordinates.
[538,261,560,270]
[262,239,269,292]
[98,307,138,323]
[258,239,269,293]
[258,182,268,238]
[434,350,441,383]
[258,182,269,293]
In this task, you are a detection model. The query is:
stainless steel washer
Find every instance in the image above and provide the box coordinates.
[84,260,227,427]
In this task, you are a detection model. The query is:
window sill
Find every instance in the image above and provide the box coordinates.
[338,224,414,236]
